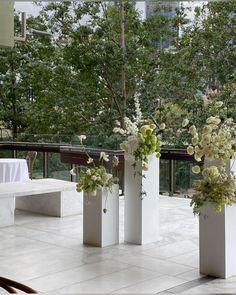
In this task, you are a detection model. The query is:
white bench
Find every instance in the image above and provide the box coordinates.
[0,178,83,227]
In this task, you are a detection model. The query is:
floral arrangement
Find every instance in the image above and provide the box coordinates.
[191,166,236,214]
[186,116,236,163]
[70,135,119,213]
[113,94,164,171]
[183,101,236,214]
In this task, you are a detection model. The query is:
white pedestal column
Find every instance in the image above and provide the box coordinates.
[124,154,160,245]
[83,184,119,247]
[200,203,236,278]
[199,158,236,278]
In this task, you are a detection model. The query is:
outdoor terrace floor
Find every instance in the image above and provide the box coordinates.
[0,196,235,294]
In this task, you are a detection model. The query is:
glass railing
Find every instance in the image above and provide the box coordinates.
[0,139,200,197]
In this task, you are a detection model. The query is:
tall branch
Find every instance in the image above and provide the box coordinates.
[120,0,126,127]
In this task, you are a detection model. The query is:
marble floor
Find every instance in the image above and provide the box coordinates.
[0,196,235,294]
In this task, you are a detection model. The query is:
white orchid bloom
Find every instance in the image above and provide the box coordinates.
[69,168,76,176]
[182,118,189,127]
[78,135,86,144]
[100,152,109,162]
[87,157,93,164]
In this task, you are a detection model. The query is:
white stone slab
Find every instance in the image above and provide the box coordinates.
[15,179,82,217]
[0,179,83,226]
[0,197,15,227]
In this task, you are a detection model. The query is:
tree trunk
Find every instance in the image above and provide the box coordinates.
[10,58,17,139]
[120,0,126,128]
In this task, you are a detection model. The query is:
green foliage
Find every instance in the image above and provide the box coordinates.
[77,165,118,194]
[191,167,236,214]
[0,1,236,148]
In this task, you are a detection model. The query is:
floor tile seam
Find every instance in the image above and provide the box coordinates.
[0,225,59,238]
[21,259,102,284]
[40,265,135,293]
[20,235,89,252]
[174,268,200,280]
[106,273,172,294]
[17,261,91,283]
[141,239,199,251]
[2,261,87,283]
[137,252,198,268]
[0,244,53,256]
[22,260,135,285]
[166,250,199,263]
[23,234,84,249]
[22,225,83,238]
[0,245,64,262]
[141,250,199,262]
[24,230,84,242]
[162,249,199,261]
[49,267,163,294]
[106,256,189,276]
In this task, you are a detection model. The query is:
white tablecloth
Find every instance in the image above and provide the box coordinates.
[0,158,29,183]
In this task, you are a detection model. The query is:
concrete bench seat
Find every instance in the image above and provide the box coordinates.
[0,179,83,227]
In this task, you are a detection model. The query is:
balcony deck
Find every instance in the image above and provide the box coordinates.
[0,196,234,294]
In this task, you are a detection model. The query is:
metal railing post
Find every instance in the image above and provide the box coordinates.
[169,159,176,196]
[43,152,48,178]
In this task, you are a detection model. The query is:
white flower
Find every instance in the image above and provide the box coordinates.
[103,173,113,184]
[192,136,199,146]
[78,135,86,144]
[87,157,93,164]
[91,175,97,181]
[70,168,76,176]
[202,134,211,145]
[112,156,119,167]
[100,152,109,162]
[187,146,194,155]
[195,151,203,160]
[115,120,121,126]
[113,127,126,135]
[189,125,197,135]
[194,154,202,162]
[86,169,91,175]
[134,93,142,124]
[124,117,139,136]
[203,166,220,179]
[203,125,212,134]
[159,123,166,130]
[206,116,221,125]
[192,165,201,174]
[126,135,139,153]
[182,118,189,127]
[215,101,223,108]
[142,162,149,171]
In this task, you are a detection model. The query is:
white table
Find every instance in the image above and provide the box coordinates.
[0,158,29,183]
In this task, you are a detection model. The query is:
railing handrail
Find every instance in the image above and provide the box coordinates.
[0,141,194,161]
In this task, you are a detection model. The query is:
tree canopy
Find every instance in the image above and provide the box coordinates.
[0,0,235,147]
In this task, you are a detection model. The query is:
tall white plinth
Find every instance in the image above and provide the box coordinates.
[83,184,119,247]
[200,158,236,278]
[200,203,236,278]
[124,154,160,245]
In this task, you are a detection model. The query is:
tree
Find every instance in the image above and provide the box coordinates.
[0,13,55,139]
